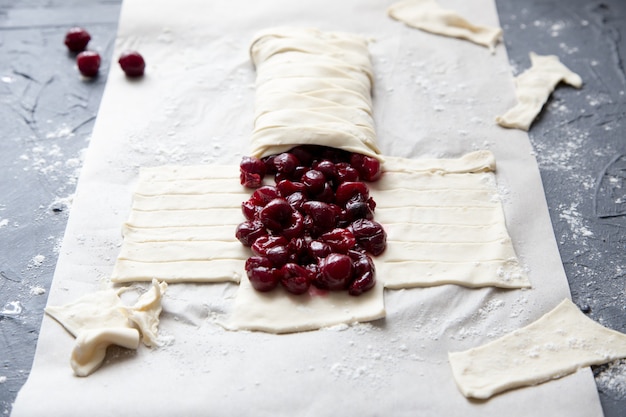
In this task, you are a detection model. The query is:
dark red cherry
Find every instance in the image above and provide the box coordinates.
[301,201,336,234]
[242,199,261,221]
[308,240,332,258]
[289,146,315,167]
[312,160,337,180]
[64,27,91,52]
[349,219,387,256]
[276,179,306,196]
[279,263,312,295]
[345,195,373,221]
[320,228,356,253]
[76,51,101,77]
[273,153,299,175]
[347,250,376,296]
[286,191,307,211]
[266,245,290,267]
[282,210,304,240]
[118,51,145,77]
[235,220,267,247]
[251,235,288,257]
[247,267,279,292]
[251,185,281,206]
[240,156,266,188]
[336,182,369,206]
[335,163,360,184]
[245,256,279,292]
[311,182,335,203]
[259,198,293,231]
[302,169,326,194]
[351,154,382,182]
[317,253,353,290]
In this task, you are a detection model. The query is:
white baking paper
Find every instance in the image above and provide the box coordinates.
[12,0,604,416]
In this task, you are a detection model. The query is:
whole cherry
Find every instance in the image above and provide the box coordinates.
[76,51,101,77]
[64,27,91,52]
[118,51,146,77]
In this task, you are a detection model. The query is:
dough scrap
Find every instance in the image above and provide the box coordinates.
[496,52,583,131]
[45,279,167,376]
[387,0,502,50]
[71,328,141,377]
[249,27,380,159]
[448,299,626,399]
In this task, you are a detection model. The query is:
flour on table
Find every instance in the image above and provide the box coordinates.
[387,0,503,50]
[496,52,583,131]
[449,299,626,399]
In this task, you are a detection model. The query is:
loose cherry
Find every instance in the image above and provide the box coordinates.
[64,27,91,52]
[240,156,266,188]
[76,51,101,77]
[118,51,145,77]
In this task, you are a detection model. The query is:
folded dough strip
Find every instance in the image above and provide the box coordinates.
[249,27,379,159]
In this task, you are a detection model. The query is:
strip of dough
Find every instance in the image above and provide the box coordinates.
[448,299,626,399]
[387,0,503,50]
[496,52,583,131]
[249,27,380,159]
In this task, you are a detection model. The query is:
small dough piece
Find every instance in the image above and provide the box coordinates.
[249,27,380,159]
[449,299,626,399]
[71,328,141,377]
[496,52,583,131]
[46,280,167,376]
[387,0,502,50]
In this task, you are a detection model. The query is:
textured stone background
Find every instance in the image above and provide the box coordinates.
[1,0,624,415]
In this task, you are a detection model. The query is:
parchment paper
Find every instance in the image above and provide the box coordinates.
[12,0,604,415]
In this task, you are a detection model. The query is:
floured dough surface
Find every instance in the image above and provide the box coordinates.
[388,0,503,50]
[375,151,528,289]
[111,165,247,283]
[496,52,583,131]
[449,299,626,399]
[249,27,380,159]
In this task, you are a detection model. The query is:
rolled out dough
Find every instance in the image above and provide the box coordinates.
[387,0,503,50]
[449,298,626,399]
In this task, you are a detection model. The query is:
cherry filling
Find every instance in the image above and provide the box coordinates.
[238,145,386,296]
